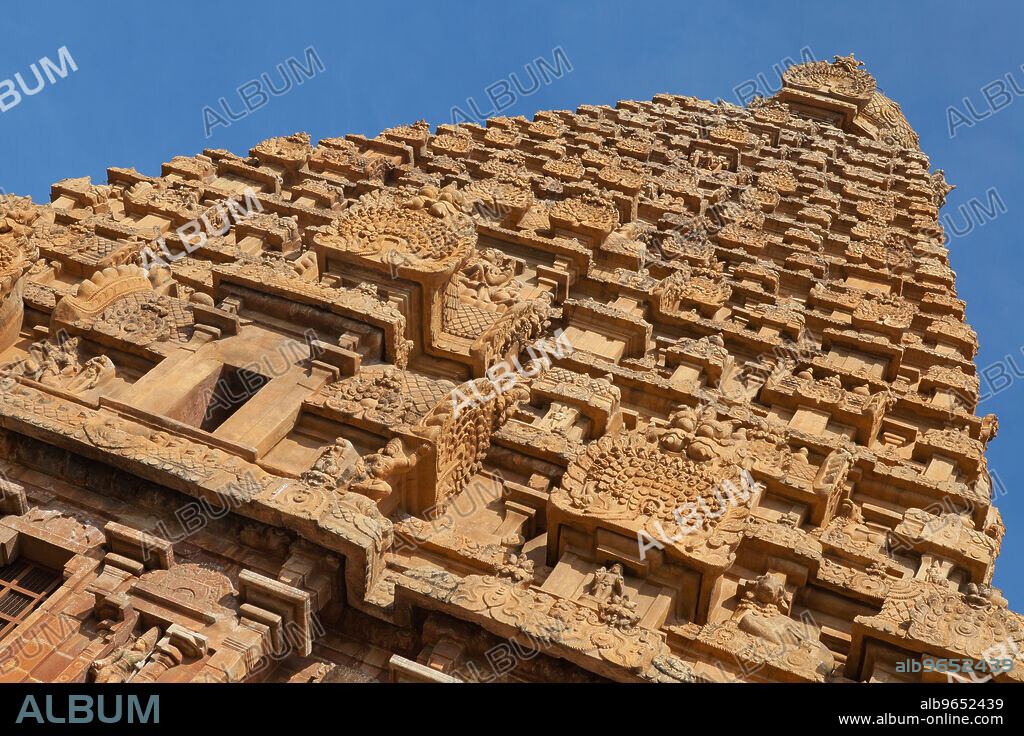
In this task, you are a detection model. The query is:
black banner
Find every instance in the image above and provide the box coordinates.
[0,683,1021,730]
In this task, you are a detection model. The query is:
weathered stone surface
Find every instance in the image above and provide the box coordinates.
[0,54,1013,683]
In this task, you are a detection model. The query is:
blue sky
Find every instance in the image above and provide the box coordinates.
[2,0,1023,602]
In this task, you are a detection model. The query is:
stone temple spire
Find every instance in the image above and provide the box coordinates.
[0,53,1014,684]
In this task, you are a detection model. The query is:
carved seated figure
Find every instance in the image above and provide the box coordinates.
[66,355,116,392]
[733,574,835,676]
[832,497,887,549]
[17,336,118,393]
[690,149,726,172]
[734,574,792,643]
[314,437,359,477]
[543,403,575,437]
[345,437,427,501]
[22,337,81,385]
[457,248,521,305]
[301,433,425,505]
[89,626,160,683]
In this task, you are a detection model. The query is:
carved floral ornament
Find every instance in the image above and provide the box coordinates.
[18,506,105,548]
[783,53,877,101]
[897,507,998,562]
[852,292,915,329]
[431,132,475,156]
[480,150,531,181]
[656,266,732,313]
[548,194,619,235]
[534,365,621,405]
[551,405,770,558]
[911,590,1020,659]
[461,178,534,221]
[1,194,47,245]
[251,132,313,168]
[483,127,522,148]
[747,96,792,123]
[543,155,585,181]
[381,119,431,144]
[597,164,647,192]
[851,578,1024,678]
[140,563,237,612]
[922,363,980,400]
[716,221,768,253]
[708,123,759,149]
[318,366,455,426]
[313,187,476,274]
[92,292,194,347]
[757,163,798,195]
[860,93,920,150]
[125,180,231,227]
[846,238,913,271]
